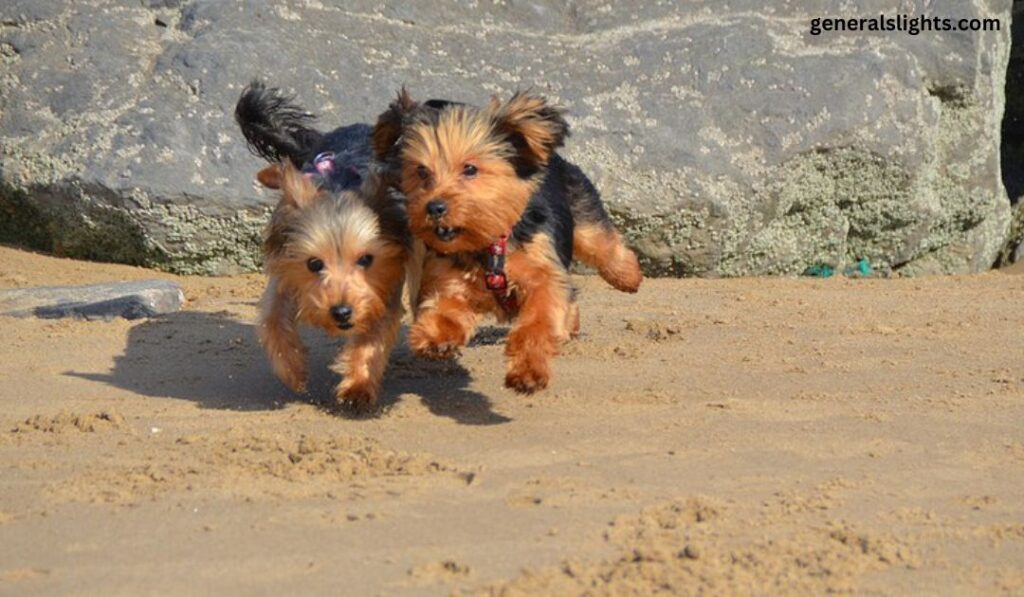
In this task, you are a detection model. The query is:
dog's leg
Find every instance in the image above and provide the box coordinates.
[573,222,643,293]
[566,296,581,339]
[258,279,308,392]
[404,239,427,318]
[408,253,483,359]
[504,234,573,393]
[332,304,403,411]
[563,158,643,293]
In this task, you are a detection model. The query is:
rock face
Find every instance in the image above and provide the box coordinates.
[0,280,185,320]
[1000,0,1024,265]
[0,0,1015,276]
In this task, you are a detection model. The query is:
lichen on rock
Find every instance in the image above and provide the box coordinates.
[0,0,1015,276]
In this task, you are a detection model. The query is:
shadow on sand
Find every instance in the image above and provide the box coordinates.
[67,310,511,425]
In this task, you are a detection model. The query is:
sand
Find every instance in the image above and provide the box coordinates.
[0,245,1022,595]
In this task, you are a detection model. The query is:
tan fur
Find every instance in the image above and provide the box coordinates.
[258,162,409,411]
[330,303,403,407]
[259,279,307,392]
[407,252,493,359]
[378,90,585,393]
[566,300,581,339]
[488,91,563,163]
[401,108,537,254]
[502,232,573,392]
[573,222,643,293]
[280,163,320,209]
[404,239,427,317]
[371,87,417,159]
[408,232,574,393]
[256,164,282,189]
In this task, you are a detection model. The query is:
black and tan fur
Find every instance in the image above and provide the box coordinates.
[372,89,642,394]
[236,81,411,411]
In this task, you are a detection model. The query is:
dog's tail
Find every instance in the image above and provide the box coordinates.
[563,159,643,293]
[235,80,323,167]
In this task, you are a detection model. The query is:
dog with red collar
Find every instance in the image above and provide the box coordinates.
[372,90,643,394]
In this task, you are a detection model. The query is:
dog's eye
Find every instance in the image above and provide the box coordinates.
[356,254,374,268]
[307,257,325,273]
[462,163,478,178]
[416,165,429,180]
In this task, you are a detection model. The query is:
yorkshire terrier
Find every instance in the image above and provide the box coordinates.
[372,90,643,394]
[236,81,412,411]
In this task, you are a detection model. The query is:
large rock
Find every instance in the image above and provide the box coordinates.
[0,0,1015,276]
[1000,0,1024,265]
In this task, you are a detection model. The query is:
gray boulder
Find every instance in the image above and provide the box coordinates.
[1000,0,1023,265]
[0,0,1015,276]
[0,280,185,320]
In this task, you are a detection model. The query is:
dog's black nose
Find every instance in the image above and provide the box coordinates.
[425,200,448,219]
[330,304,353,324]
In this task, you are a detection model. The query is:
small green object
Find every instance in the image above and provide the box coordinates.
[802,264,834,278]
[843,259,873,278]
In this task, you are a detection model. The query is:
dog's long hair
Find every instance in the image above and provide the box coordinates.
[235,81,416,411]
[372,89,642,293]
[235,80,324,167]
[367,88,642,394]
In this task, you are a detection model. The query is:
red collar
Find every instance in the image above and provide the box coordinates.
[484,234,518,315]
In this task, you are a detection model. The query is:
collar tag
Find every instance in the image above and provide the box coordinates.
[484,234,518,314]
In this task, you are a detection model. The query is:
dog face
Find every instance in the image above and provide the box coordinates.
[264,164,404,336]
[373,90,568,254]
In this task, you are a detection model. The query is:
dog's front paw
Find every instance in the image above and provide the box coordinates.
[337,381,378,414]
[409,320,466,360]
[271,355,307,394]
[505,360,550,394]
[413,341,462,360]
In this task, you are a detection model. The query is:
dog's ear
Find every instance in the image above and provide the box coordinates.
[371,87,418,159]
[489,91,569,173]
[256,164,282,189]
[279,162,320,209]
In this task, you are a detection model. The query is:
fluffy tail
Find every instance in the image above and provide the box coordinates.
[562,157,643,293]
[235,80,323,167]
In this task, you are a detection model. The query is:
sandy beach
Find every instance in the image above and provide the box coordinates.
[0,245,1022,595]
